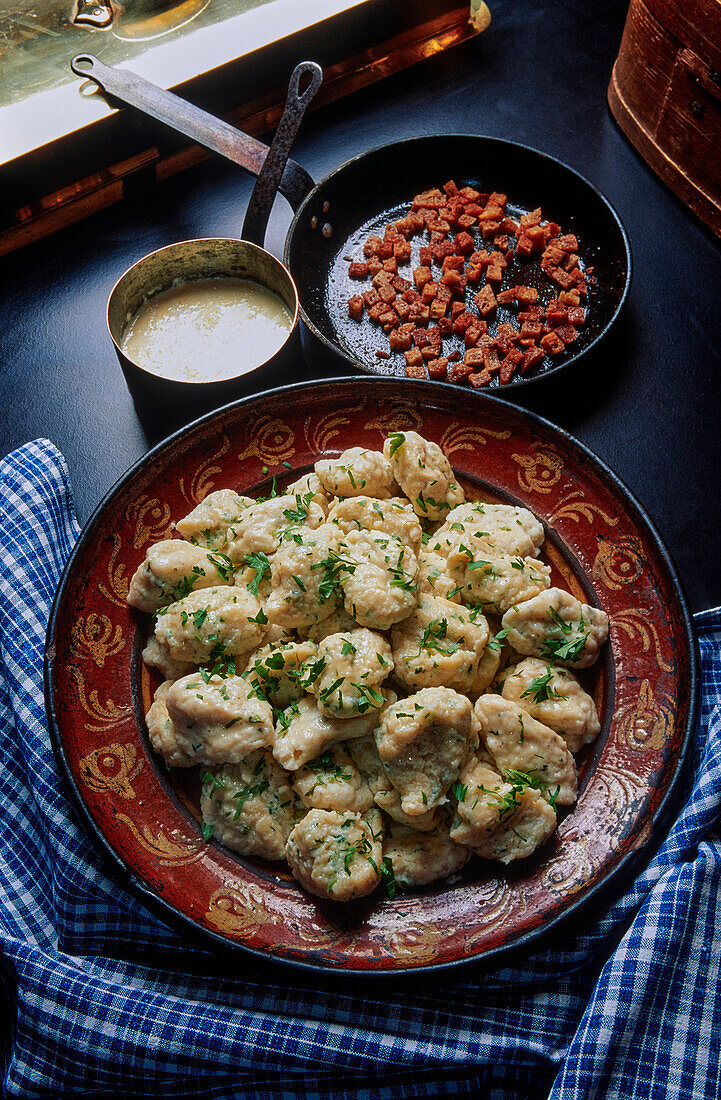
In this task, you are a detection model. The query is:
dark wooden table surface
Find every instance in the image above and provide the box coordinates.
[2,0,720,612]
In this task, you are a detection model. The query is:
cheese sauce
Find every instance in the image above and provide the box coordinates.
[121,277,293,381]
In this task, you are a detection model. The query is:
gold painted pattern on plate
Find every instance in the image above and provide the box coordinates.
[79,742,143,800]
[238,417,295,464]
[71,613,125,668]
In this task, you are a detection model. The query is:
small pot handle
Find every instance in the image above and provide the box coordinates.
[242,61,322,246]
[70,54,318,213]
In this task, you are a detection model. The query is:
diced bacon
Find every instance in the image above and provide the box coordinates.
[540,331,565,356]
[427,357,448,380]
[456,213,477,230]
[558,234,579,252]
[437,317,453,335]
[448,361,475,384]
[515,234,535,258]
[393,276,412,293]
[376,349,390,359]
[469,369,493,388]
[547,267,576,289]
[520,207,542,228]
[432,240,456,263]
[480,221,501,239]
[419,246,432,267]
[363,288,380,307]
[470,250,492,266]
[441,269,465,293]
[424,215,451,235]
[413,266,433,291]
[349,261,369,280]
[496,288,517,305]
[421,346,437,361]
[499,348,523,384]
[488,191,507,210]
[559,289,581,306]
[368,259,383,277]
[372,270,393,288]
[412,189,445,211]
[377,241,393,260]
[394,241,412,264]
[368,303,386,324]
[430,299,448,320]
[421,282,438,304]
[526,225,546,249]
[464,349,486,369]
[546,305,569,326]
[479,205,504,223]
[443,180,459,197]
[451,301,466,319]
[488,249,508,269]
[482,347,501,373]
[404,345,425,368]
[447,350,461,362]
[514,285,539,305]
[464,325,484,347]
[466,265,483,285]
[561,252,579,272]
[436,284,453,303]
[409,304,431,325]
[379,309,398,329]
[348,295,364,321]
[518,306,543,321]
[442,255,465,272]
[402,288,422,304]
[452,310,476,335]
[555,325,578,345]
[411,212,425,232]
[500,217,519,235]
[394,216,415,238]
[493,234,510,251]
[378,285,396,304]
[382,258,398,275]
[364,235,383,257]
[459,186,481,202]
[474,284,497,316]
[486,265,503,285]
[542,246,565,267]
[520,346,545,374]
[568,307,586,325]
[521,321,543,339]
[546,222,560,238]
[412,329,430,348]
[389,328,413,351]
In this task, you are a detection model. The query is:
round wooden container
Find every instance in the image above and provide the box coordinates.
[608,0,721,238]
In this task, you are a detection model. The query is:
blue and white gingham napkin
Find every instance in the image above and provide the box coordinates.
[1,438,720,1100]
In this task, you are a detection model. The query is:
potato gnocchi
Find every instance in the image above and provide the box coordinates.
[129,431,609,902]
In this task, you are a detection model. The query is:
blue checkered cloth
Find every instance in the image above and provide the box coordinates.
[1,439,720,1100]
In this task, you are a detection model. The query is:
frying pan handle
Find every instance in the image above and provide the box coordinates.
[70,54,317,214]
[242,61,322,246]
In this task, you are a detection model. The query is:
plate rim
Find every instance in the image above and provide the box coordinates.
[45,377,698,976]
[284,133,633,389]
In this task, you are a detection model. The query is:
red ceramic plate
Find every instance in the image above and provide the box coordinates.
[46,378,697,973]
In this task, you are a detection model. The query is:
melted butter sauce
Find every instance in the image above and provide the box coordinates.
[121,277,293,382]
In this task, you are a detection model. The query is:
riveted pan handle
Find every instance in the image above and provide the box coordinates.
[70,54,319,218]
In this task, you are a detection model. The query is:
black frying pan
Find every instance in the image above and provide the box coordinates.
[73,57,632,390]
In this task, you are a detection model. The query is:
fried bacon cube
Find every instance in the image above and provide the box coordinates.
[389,328,413,352]
[393,241,412,264]
[469,369,493,388]
[404,346,425,373]
[540,331,566,356]
[520,346,545,374]
[568,307,586,326]
[499,348,523,384]
[558,234,579,251]
[554,325,578,345]
[419,246,432,267]
[474,285,497,316]
[421,282,438,304]
[413,266,433,291]
[427,357,448,380]
[448,361,475,384]
[347,295,364,321]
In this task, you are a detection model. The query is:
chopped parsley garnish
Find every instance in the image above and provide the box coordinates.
[341,639,357,656]
[520,668,566,704]
[387,432,406,457]
[541,631,589,663]
[232,779,270,819]
[248,608,268,625]
[452,781,468,802]
[380,856,396,899]
[242,551,271,595]
[201,822,214,841]
[207,552,235,581]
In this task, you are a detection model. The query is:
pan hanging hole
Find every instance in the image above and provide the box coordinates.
[322,223,333,238]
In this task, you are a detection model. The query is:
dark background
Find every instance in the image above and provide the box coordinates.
[2,0,720,611]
